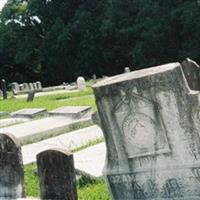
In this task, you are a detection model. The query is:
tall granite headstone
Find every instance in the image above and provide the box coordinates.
[93,62,200,200]
[0,133,25,198]
[37,149,77,200]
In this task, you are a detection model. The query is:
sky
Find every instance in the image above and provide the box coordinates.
[0,0,7,10]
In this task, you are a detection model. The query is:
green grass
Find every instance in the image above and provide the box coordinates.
[0,87,97,113]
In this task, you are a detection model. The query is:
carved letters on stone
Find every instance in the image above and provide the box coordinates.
[113,89,170,159]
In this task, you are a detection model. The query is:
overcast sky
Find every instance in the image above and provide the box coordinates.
[0,0,7,10]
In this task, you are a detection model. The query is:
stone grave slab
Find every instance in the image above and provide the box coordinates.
[0,117,30,128]
[1,116,92,145]
[93,62,200,199]
[11,108,47,119]
[74,143,106,177]
[22,125,103,165]
[48,106,92,118]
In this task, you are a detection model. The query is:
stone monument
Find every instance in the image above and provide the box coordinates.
[124,67,131,73]
[93,62,200,200]
[77,76,86,90]
[181,58,200,91]
[11,82,20,95]
[0,133,25,198]
[37,149,77,200]
[36,81,42,90]
[29,83,34,91]
[23,83,29,91]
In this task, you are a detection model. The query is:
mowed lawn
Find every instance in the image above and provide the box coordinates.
[0,87,97,113]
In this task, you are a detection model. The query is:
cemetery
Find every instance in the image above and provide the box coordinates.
[0,1,200,200]
[0,58,200,200]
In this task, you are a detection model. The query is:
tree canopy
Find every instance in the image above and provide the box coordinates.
[0,0,199,85]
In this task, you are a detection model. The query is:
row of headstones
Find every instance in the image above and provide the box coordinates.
[0,133,77,200]
[11,81,42,95]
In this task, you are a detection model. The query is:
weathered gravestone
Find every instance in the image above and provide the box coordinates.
[37,149,77,200]
[1,79,7,99]
[181,58,200,91]
[23,83,29,91]
[93,62,200,200]
[11,82,20,95]
[0,133,25,198]
[19,84,24,91]
[27,91,35,102]
[124,67,131,73]
[36,81,42,90]
[33,82,37,90]
[77,76,86,90]
[29,83,34,91]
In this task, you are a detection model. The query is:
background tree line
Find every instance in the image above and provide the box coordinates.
[0,0,199,86]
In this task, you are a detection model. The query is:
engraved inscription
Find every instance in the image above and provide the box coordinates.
[162,178,183,198]
[107,174,146,199]
[114,89,170,158]
[192,167,200,182]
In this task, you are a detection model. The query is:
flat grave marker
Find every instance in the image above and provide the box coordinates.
[11,108,47,119]
[48,106,92,118]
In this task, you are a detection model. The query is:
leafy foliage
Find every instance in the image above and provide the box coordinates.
[0,0,199,85]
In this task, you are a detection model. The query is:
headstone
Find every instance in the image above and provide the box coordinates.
[27,91,35,102]
[11,82,20,95]
[33,82,37,90]
[93,62,200,200]
[48,106,92,118]
[29,83,34,91]
[124,67,130,73]
[0,133,25,198]
[77,77,86,90]
[92,74,97,83]
[37,149,77,200]
[23,83,29,91]
[11,108,46,118]
[1,79,7,99]
[181,58,200,90]
[36,81,42,90]
[19,84,24,91]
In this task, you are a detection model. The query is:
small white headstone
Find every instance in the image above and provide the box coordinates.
[124,67,130,73]
[77,77,86,90]
[11,82,20,94]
